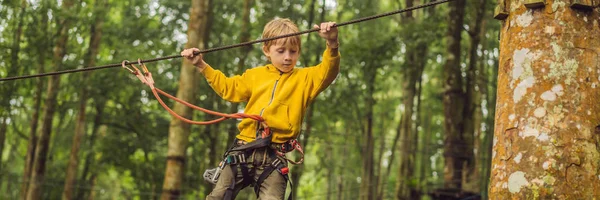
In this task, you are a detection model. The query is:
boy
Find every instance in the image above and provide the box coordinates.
[181,18,339,200]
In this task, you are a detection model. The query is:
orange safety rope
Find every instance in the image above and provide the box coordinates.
[122,60,307,164]
[122,59,308,164]
[121,59,271,138]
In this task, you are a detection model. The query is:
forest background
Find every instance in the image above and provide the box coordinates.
[0,0,498,199]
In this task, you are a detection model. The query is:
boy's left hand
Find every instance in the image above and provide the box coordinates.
[314,22,338,43]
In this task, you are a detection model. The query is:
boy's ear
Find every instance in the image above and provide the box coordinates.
[262,45,270,57]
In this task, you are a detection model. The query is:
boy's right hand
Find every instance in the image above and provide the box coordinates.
[181,48,207,71]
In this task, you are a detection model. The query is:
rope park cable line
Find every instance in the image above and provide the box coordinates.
[0,0,452,82]
[0,0,454,164]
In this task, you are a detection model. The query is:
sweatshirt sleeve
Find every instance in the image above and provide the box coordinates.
[201,65,252,102]
[308,46,341,98]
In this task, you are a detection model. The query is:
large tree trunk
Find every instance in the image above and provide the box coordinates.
[26,0,75,199]
[160,0,209,199]
[441,0,467,192]
[62,1,106,199]
[489,0,600,198]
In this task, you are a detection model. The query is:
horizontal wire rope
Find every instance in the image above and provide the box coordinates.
[0,0,452,82]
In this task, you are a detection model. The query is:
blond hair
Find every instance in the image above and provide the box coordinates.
[262,18,301,51]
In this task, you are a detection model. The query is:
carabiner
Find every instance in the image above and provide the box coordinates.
[122,60,137,75]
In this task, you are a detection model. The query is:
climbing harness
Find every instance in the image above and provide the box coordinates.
[214,139,295,200]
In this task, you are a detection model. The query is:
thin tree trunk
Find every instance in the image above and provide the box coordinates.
[489,1,600,198]
[480,30,495,199]
[160,0,210,198]
[395,16,425,200]
[3,138,20,198]
[86,174,97,200]
[0,117,6,176]
[420,108,432,195]
[26,0,75,199]
[1,0,27,179]
[359,62,377,200]
[201,120,219,192]
[20,3,49,198]
[375,113,387,200]
[441,0,466,192]
[460,0,486,193]
[381,114,402,199]
[292,1,324,198]
[62,1,106,199]
[76,100,105,200]
[325,146,333,200]
[412,42,427,199]
[86,126,107,200]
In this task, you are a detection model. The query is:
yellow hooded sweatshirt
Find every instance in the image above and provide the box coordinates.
[201,47,340,143]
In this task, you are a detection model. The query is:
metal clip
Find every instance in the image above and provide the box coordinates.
[203,161,225,185]
[121,60,138,75]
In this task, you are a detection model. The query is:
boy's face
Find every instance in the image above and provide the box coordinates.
[263,40,300,73]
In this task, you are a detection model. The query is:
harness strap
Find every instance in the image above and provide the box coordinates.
[253,158,292,200]
[231,135,272,151]
[254,165,275,196]
[223,165,238,200]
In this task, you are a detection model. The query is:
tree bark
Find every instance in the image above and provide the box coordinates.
[62,1,106,199]
[26,0,75,199]
[442,0,467,191]
[160,0,209,199]
[489,0,600,198]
